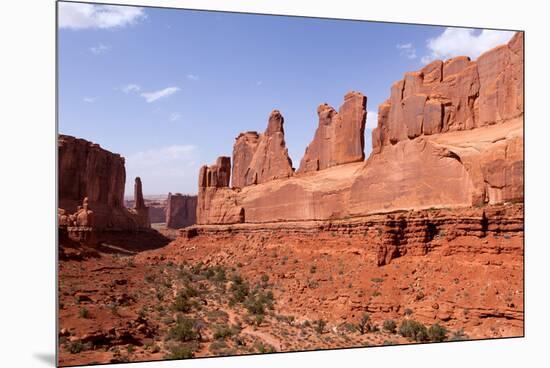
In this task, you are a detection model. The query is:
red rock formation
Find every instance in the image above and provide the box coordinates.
[166,193,197,229]
[59,135,125,209]
[197,157,243,224]
[232,110,294,188]
[58,135,151,232]
[128,177,150,228]
[194,33,523,226]
[133,177,145,209]
[298,91,367,173]
[372,32,523,152]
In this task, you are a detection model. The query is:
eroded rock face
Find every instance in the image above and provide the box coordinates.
[197,157,243,224]
[231,110,294,188]
[128,177,150,228]
[298,91,367,173]
[59,134,125,208]
[58,135,151,232]
[166,193,197,229]
[194,33,523,226]
[372,32,523,151]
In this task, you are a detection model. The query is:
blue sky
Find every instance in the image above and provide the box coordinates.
[58,2,515,196]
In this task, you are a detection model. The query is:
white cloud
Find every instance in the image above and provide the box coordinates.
[83,97,96,103]
[421,28,515,64]
[396,43,417,59]
[125,145,200,194]
[186,74,199,81]
[140,86,180,103]
[89,43,110,55]
[128,145,197,166]
[122,84,141,93]
[366,110,378,129]
[59,3,146,30]
[169,113,181,122]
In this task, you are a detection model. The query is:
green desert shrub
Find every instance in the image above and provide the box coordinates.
[68,341,84,354]
[383,319,397,333]
[399,319,429,342]
[357,313,371,334]
[313,319,327,334]
[167,344,194,359]
[428,323,448,342]
[168,316,198,342]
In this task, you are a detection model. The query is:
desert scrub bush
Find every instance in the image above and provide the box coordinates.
[399,319,429,342]
[313,319,327,334]
[383,319,397,333]
[371,277,385,283]
[244,291,274,315]
[78,307,90,319]
[68,341,84,354]
[172,285,199,313]
[213,324,238,340]
[357,313,371,334]
[209,340,228,354]
[167,315,199,342]
[276,314,295,326]
[206,309,229,323]
[229,274,250,304]
[254,341,276,353]
[166,344,194,359]
[254,314,265,326]
[340,322,357,334]
[403,308,413,316]
[310,265,317,274]
[450,328,469,341]
[428,323,448,342]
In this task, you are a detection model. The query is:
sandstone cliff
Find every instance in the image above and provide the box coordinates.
[298,91,367,173]
[166,193,197,229]
[232,110,294,188]
[195,33,523,226]
[58,135,151,233]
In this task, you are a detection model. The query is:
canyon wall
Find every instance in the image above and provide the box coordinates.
[58,134,150,233]
[166,193,197,229]
[195,32,523,226]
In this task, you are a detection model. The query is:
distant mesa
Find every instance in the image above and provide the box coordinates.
[166,192,197,229]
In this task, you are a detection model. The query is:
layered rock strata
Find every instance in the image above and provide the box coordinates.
[371,32,523,152]
[183,203,523,265]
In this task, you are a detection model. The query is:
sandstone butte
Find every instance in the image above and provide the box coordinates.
[195,32,523,229]
[165,193,197,229]
[58,134,152,242]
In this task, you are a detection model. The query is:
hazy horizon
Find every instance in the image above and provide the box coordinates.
[58,2,515,196]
